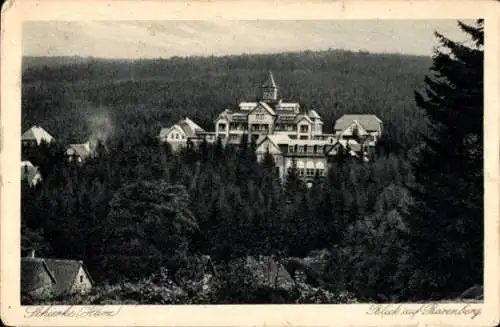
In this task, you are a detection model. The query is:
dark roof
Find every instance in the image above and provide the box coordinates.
[334,114,382,131]
[21,258,56,294]
[177,118,205,138]
[243,256,294,290]
[44,259,94,294]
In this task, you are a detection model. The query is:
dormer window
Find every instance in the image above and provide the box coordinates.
[219,123,226,131]
[300,125,308,133]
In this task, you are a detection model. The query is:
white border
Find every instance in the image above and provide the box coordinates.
[2,1,499,326]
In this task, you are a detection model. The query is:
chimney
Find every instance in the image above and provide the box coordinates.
[30,249,36,258]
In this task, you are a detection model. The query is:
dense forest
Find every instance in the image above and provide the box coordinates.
[22,49,431,150]
[20,20,484,304]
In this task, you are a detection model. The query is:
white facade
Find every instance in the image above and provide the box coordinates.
[158,72,383,173]
[214,72,325,143]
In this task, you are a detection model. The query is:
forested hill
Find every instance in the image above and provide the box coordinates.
[22,50,431,148]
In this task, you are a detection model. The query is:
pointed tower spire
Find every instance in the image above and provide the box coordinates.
[259,71,278,102]
[263,71,277,88]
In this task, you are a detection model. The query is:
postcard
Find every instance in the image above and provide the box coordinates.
[1,0,499,326]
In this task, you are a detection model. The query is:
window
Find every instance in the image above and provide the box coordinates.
[265,144,270,152]
[175,133,179,139]
[80,275,84,283]
[219,124,226,130]
[300,136,308,140]
[300,125,309,133]
[256,114,265,120]
[288,146,294,153]
[299,168,305,176]
[298,146,304,153]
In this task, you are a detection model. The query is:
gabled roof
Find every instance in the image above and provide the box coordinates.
[261,71,277,88]
[308,110,322,120]
[328,139,362,153]
[44,259,94,294]
[334,114,382,131]
[258,134,292,150]
[159,118,206,139]
[295,114,313,124]
[21,258,56,293]
[215,109,233,122]
[67,143,91,159]
[183,117,203,132]
[250,101,276,116]
[178,118,205,138]
[21,126,54,145]
[242,256,294,290]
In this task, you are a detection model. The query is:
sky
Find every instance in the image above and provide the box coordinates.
[22,20,473,59]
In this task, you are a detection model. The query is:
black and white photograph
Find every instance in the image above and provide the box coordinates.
[1,1,499,326]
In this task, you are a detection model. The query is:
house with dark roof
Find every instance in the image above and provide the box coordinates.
[21,126,55,146]
[233,255,294,291]
[333,114,383,148]
[21,251,94,299]
[65,139,98,163]
[21,161,42,187]
[21,257,56,299]
[158,117,212,151]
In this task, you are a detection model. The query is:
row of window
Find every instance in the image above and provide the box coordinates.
[288,144,323,154]
[250,124,269,132]
[169,133,185,140]
[287,168,326,177]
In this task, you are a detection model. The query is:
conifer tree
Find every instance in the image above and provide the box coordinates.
[404,20,483,300]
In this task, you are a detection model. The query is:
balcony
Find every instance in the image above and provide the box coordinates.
[229,123,248,132]
[250,124,270,133]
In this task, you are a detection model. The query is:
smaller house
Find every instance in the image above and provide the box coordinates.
[21,251,94,299]
[21,126,55,147]
[158,117,207,151]
[21,161,42,186]
[44,258,94,296]
[65,140,97,163]
[333,114,383,147]
[21,257,56,299]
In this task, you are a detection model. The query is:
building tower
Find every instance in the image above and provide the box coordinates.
[259,71,278,102]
